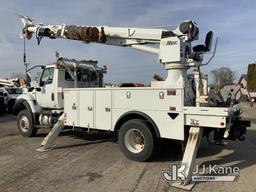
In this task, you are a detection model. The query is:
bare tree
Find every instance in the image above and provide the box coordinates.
[10,72,26,79]
[211,67,235,90]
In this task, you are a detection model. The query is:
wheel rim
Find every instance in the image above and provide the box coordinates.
[19,115,29,132]
[124,128,145,153]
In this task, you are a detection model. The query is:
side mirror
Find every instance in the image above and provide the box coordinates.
[28,87,34,92]
[36,87,41,92]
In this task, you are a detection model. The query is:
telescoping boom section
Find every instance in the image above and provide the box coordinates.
[19,18,250,190]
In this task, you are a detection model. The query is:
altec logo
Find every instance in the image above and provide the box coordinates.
[161,163,239,182]
[166,41,178,46]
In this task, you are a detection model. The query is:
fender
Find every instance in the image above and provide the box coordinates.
[114,110,160,138]
[13,94,41,114]
[16,92,35,102]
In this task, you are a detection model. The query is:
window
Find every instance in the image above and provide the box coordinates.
[40,68,54,86]
[65,72,73,81]
[5,88,22,94]
[65,69,98,82]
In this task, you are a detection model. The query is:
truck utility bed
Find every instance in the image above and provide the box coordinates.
[63,87,229,141]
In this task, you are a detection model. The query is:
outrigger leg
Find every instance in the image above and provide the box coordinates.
[36,114,65,152]
[171,127,203,190]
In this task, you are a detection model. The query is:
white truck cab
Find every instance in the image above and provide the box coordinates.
[13,57,106,136]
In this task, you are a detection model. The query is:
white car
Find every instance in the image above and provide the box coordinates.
[0,95,5,114]
[0,87,23,112]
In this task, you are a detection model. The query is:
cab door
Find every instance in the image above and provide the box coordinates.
[36,67,56,108]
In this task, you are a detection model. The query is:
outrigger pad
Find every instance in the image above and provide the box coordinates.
[171,181,196,191]
[36,146,53,152]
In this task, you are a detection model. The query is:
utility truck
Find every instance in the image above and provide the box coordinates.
[15,18,250,190]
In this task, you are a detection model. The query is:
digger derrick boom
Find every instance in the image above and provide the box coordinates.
[26,24,168,46]
[22,19,199,46]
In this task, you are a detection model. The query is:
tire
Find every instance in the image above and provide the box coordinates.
[17,109,37,137]
[7,99,15,113]
[0,108,4,115]
[118,119,157,162]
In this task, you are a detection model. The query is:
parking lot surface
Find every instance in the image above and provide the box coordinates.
[0,103,255,192]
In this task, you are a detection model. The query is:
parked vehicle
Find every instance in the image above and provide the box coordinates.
[0,95,5,114]
[15,18,250,189]
[0,87,22,112]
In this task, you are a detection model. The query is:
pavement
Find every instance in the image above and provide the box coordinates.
[0,102,255,192]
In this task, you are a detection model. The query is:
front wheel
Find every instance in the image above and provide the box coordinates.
[118,119,157,162]
[7,99,15,113]
[17,110,37,137]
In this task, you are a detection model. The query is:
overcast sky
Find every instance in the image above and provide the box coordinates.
[0,0,255,84]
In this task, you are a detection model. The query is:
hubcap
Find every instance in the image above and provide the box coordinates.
[124,128,145,153]
[19,116,29,132]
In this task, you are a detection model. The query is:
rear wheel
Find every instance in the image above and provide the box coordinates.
[118,119,157,162]
[17,110,37,137]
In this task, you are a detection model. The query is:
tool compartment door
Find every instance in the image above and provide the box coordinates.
[79,90,94,128]
[64,90,78,126]
[95,90,112,130]
[112,88,184,140]
[183,106,229,128]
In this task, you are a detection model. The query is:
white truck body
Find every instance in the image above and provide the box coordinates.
[63,87,228,141]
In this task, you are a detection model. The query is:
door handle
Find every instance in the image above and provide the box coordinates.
[51,93,54,101]
[88,106,93,111]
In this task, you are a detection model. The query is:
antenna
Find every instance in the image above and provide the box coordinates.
[23,37,30,87]
[23,37,29,72]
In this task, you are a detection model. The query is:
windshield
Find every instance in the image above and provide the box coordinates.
[40,67,54,85]
[6,88,22,94]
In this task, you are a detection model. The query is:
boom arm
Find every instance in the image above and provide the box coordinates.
[21,18,204,68]
[21,18,198,47]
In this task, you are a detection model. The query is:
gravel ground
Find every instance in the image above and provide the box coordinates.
[0,102,255,192]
